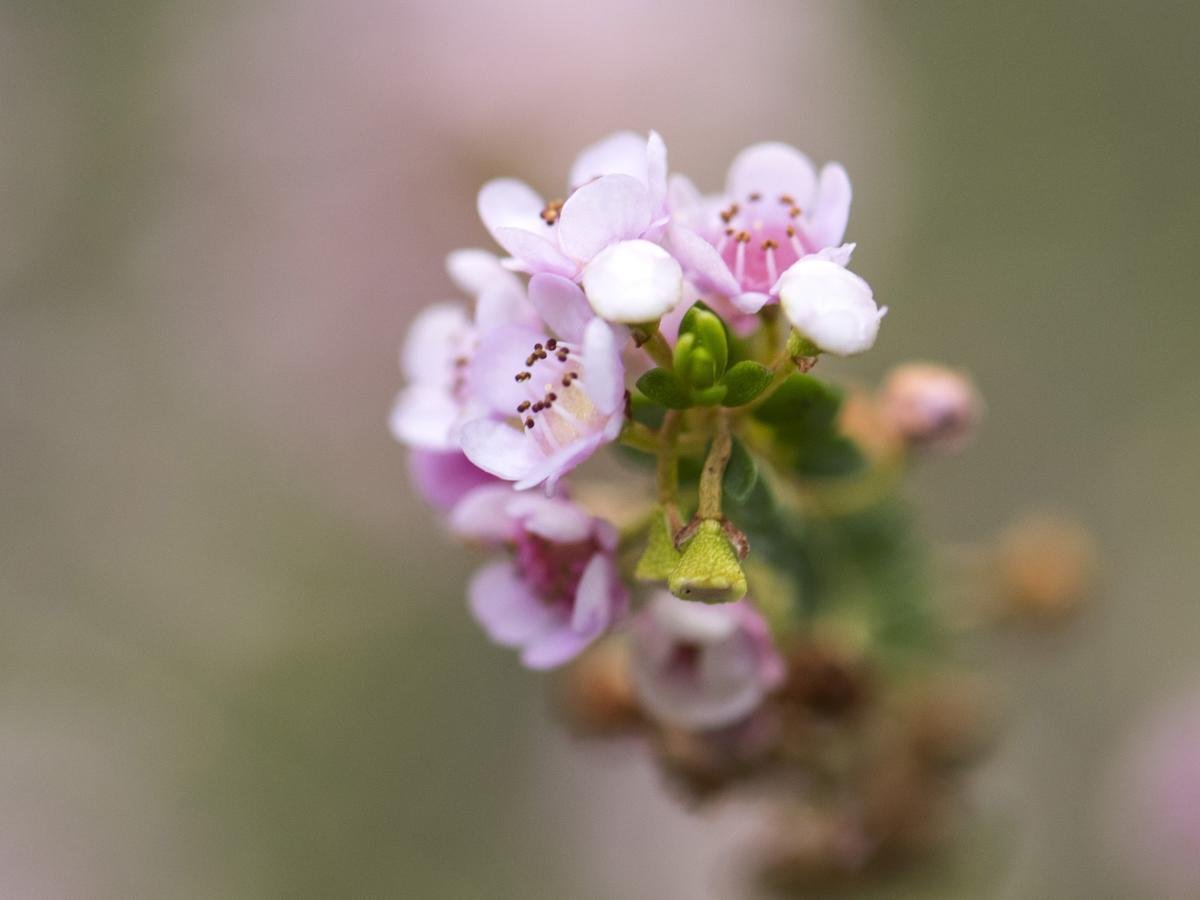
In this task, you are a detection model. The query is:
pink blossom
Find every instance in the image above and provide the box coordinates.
[389,250,535,451]
[451,485,628,669]
[460,274,626,493]
[667,142,855,314]
[630,592,784,730]
[407,448,497,511]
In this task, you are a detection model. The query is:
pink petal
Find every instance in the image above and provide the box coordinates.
[582,318,625,417]
[806,163,852,249]
[527,273,593,343]
[520,624,593,670]
[666,225,741,297]
[399,303,471,383]
[571,553,619,638]
[445,248,523,299]
[469,560,560,647]
[569,131,649,190]
[407,450,496,512]
[557,174,651,262]
[388,385,459,451]
[468,324,548,413]
[505,494,593,543]
[731,291,770,314]
[477,178,546,237]
[448,483,521,543]
[726,142,817,203]
[514,430,606,494]
[475,284,535,333]
[460,418,538,482]
[492,226,577,277]
[646,130,668,213]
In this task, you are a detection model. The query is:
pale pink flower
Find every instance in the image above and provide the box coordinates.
[667,142,855,314]
[407,448,497,511]
[776,257,885,356]
[460,274,626,493]
[451,484,628,669]
[630,592,784,730]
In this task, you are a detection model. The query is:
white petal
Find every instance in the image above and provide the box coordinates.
[388,385,459,451]
[445,248,524,299]
[569,131,649,189]
[477,178,547,237]
[777,259,883,356]
[399,303,472,383]
[580,239,683,323]
[726,142,817,203]
[581,317,625,416]
[557,174,652,262]
[527,274,593,343]
[460,418,537,481]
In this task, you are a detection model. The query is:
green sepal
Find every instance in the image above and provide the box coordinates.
[634,505,683,582]
[690,384,728,406]
[719,360,774,407]
[672,332,696,373]
[636,368,692,409]
[668,519,748,604]
[686,346,717,389]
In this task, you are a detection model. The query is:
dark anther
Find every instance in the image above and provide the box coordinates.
[516,401,531,413]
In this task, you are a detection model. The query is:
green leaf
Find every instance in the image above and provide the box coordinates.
[635,368,692,409]
[719,360,774,406]
[751,372,842,437]
[722,436,758,502]
[672,332,695,373]
[793,434,865,477]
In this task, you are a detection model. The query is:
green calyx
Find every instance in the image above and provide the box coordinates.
[635,505,683,582]
[668,519,748,604]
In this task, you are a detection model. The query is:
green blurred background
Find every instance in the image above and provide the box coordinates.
[2,1,1197,896]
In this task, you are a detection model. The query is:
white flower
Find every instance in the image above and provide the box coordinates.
[581,239,683,323]
[776,257,885,356]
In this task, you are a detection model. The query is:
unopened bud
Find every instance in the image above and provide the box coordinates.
[635,505,683,582]
[880,362,982,454]
[668,519,748,603]
[581,239,683,323]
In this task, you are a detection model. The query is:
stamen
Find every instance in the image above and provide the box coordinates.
[779,193,795,205]
[524,417,535,429]
[546,339,557,350]
[764,243,778,285]
[540,198,565,226]
[748,192,762,202]
[516,371,531,382]
[517,401,531,413]
[788,205,802,218]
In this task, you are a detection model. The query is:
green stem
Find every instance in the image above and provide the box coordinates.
[697,412,732,519]
[619,419,659,453]
[657,410,682,506]
[633,324,675,371]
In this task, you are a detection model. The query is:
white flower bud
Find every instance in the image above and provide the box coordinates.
[776,258,885,356]
[581,239,683,323]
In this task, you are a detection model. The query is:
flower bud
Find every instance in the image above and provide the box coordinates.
[635,505,683,582]
[581,239,683,323]
[668,519,748,604]
[996,512,1096,623]
[776,258,884,356]
[880,362,982,454]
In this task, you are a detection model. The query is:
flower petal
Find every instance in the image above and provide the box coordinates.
[666,225,741,297]
[580,239,683,323]
[505,494,593,543]
[730,291,770,314]
[399,303,472,383]
[806,162,852,249]
[407,449,495,511]
[527,273,593,343]
[492,227,577,277]
[388,384,459,450]
[646,130,668,213]
[477,178,546,237]
[469,560,561,647]
[514,430,606,494]
[460,418,538,481]
[571,553,621,638]
[776,259,883,356]
[448,483,521,543]
[475,284,535,334]
[557,174,651,262]
[468,324,548,413]
[445,248,524,299]
[520,625,593,670]
[726,142,817,203]
[569,131,649,190]
[582,317,625,416]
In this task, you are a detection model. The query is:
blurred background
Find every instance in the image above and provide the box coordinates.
[2,1,1198,896]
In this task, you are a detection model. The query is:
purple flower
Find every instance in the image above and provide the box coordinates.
[666,142,855,314]
[459,274,626,493]
[407,448,497,511]
[476,132,684,323]
[451,484,628,669]
[630,592,784,730]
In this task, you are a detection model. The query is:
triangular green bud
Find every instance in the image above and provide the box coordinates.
[668,519,748,604]
[635,506,683,582]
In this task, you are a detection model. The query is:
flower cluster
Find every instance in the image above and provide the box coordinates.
[390,131,1034,887]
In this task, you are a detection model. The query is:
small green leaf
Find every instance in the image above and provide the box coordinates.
[635,368,692,409]
[793,434,865,477]
[719,360,774,406]
[722,436,758,502]
[752,372,842,436]
[692,310,728,378]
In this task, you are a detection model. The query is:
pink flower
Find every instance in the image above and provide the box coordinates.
[407,448,497,511]
[630,592,784,730]
[389,249,534,451]
[460,274,626,493]
[451,485,628,669]
[476,132,684,322]
[667,142,855,314]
